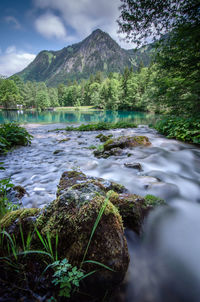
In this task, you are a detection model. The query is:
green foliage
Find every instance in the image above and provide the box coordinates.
[51,259,84,298]
[0,79,21,109]
[118,0,199,45]
[0,177,16,219]
[144,194,165,206]
[63,121,137,131]
[0,122,32,153]
[154,116,200,144]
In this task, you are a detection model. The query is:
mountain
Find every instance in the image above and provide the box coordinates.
[17,29,153,86]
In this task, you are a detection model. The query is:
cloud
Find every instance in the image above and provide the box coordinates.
[4,16,22,29]
[0,46,36,77]
[35,12,67,41]
[33,0,134,49]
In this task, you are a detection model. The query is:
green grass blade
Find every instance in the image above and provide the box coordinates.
[83,260,115,272]
[81,191,112,266]
[80,269,99,280]
[35,228,48,251]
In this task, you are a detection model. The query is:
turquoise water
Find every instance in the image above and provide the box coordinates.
[0,109,157,125]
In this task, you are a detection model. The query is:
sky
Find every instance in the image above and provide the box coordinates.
[0,0,133,77]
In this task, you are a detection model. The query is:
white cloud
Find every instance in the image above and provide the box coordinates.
[35,12,67,41]
[5,16,22,29]
[33,0,134,49]
[0,47,36,77]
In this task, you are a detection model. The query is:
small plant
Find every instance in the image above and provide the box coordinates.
[51,259,84,298]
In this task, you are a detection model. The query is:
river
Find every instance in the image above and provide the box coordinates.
[1,121,200,301]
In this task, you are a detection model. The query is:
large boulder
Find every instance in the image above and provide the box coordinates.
[0,171,165,299]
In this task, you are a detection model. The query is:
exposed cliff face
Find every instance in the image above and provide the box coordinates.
[17,29,153,86]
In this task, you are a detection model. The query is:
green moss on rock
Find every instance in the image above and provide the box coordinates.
[0,208,40,228]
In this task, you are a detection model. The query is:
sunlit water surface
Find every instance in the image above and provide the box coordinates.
[1,121,200,302]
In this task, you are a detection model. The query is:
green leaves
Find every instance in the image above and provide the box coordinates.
[0,122,32,154]
[51,258,84,298]
[154,116,200,144]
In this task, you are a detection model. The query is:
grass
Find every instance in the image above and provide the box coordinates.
[55,106,102,111]
[51,121,137,132]
[0,190,116,300]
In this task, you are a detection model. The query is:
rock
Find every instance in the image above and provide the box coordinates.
[0,171,165,299]
[96,133,113,142]
[94,147,123,158]
[124,162,142,171]
[94,136,151,158]
[103,136,151,151]
[58,138,70,143]
[53,149,64,155]
[13,185,29,199]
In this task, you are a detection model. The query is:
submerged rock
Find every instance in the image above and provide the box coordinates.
[94,136,151,158]
[124,162,142,171]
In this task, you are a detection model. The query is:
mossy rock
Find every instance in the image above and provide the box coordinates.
[103,136,151,151]
[96,133,113,142]
[94,136,151,158]
[0,208,41,239]
[58,138,71,143]
[36,186,129,288]
[0,170,165,295]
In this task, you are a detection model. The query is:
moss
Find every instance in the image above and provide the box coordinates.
[96,133,113,142]
[144,194,165,206]
[88,145,96,150]
[58,138,71,143]
[0,208,40,228]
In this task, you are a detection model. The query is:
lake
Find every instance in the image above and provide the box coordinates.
[0,109,157,125]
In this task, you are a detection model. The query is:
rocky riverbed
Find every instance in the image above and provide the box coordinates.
[1,123,200,302]
[1,123,200,208]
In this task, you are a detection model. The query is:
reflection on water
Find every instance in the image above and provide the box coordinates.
[0,109,157,125]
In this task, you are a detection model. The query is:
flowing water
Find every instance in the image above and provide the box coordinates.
[1,117,200,301]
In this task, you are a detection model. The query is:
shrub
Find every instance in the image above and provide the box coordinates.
[153,116,200,144]
[0,122,33,153]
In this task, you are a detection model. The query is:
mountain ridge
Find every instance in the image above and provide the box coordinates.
[17,29,153,86]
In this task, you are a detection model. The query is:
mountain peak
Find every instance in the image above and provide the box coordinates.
[16,29,152,86]
[91,28,103,35]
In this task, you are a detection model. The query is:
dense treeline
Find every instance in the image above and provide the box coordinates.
[0,57,198,115]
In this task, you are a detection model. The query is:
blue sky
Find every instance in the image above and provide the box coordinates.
[0,0,133,76]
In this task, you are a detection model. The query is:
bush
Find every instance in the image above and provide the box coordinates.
[0,122,33,153]
[153,116,200,144]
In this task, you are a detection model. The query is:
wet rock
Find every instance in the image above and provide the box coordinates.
[124,162,142,171]
[94,136,151,158]
[96,133,113,142]
[53,149,64,155]
[58,138,71,143]
[13,185,29,199]
[0,171,165,298]
[94,147,123,158]
[103,136,151,151]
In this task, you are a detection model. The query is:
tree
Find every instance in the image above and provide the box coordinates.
[36,90,50,110]
[0,79,21,109]
[118,0,200,115]
[118,0,200,45]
